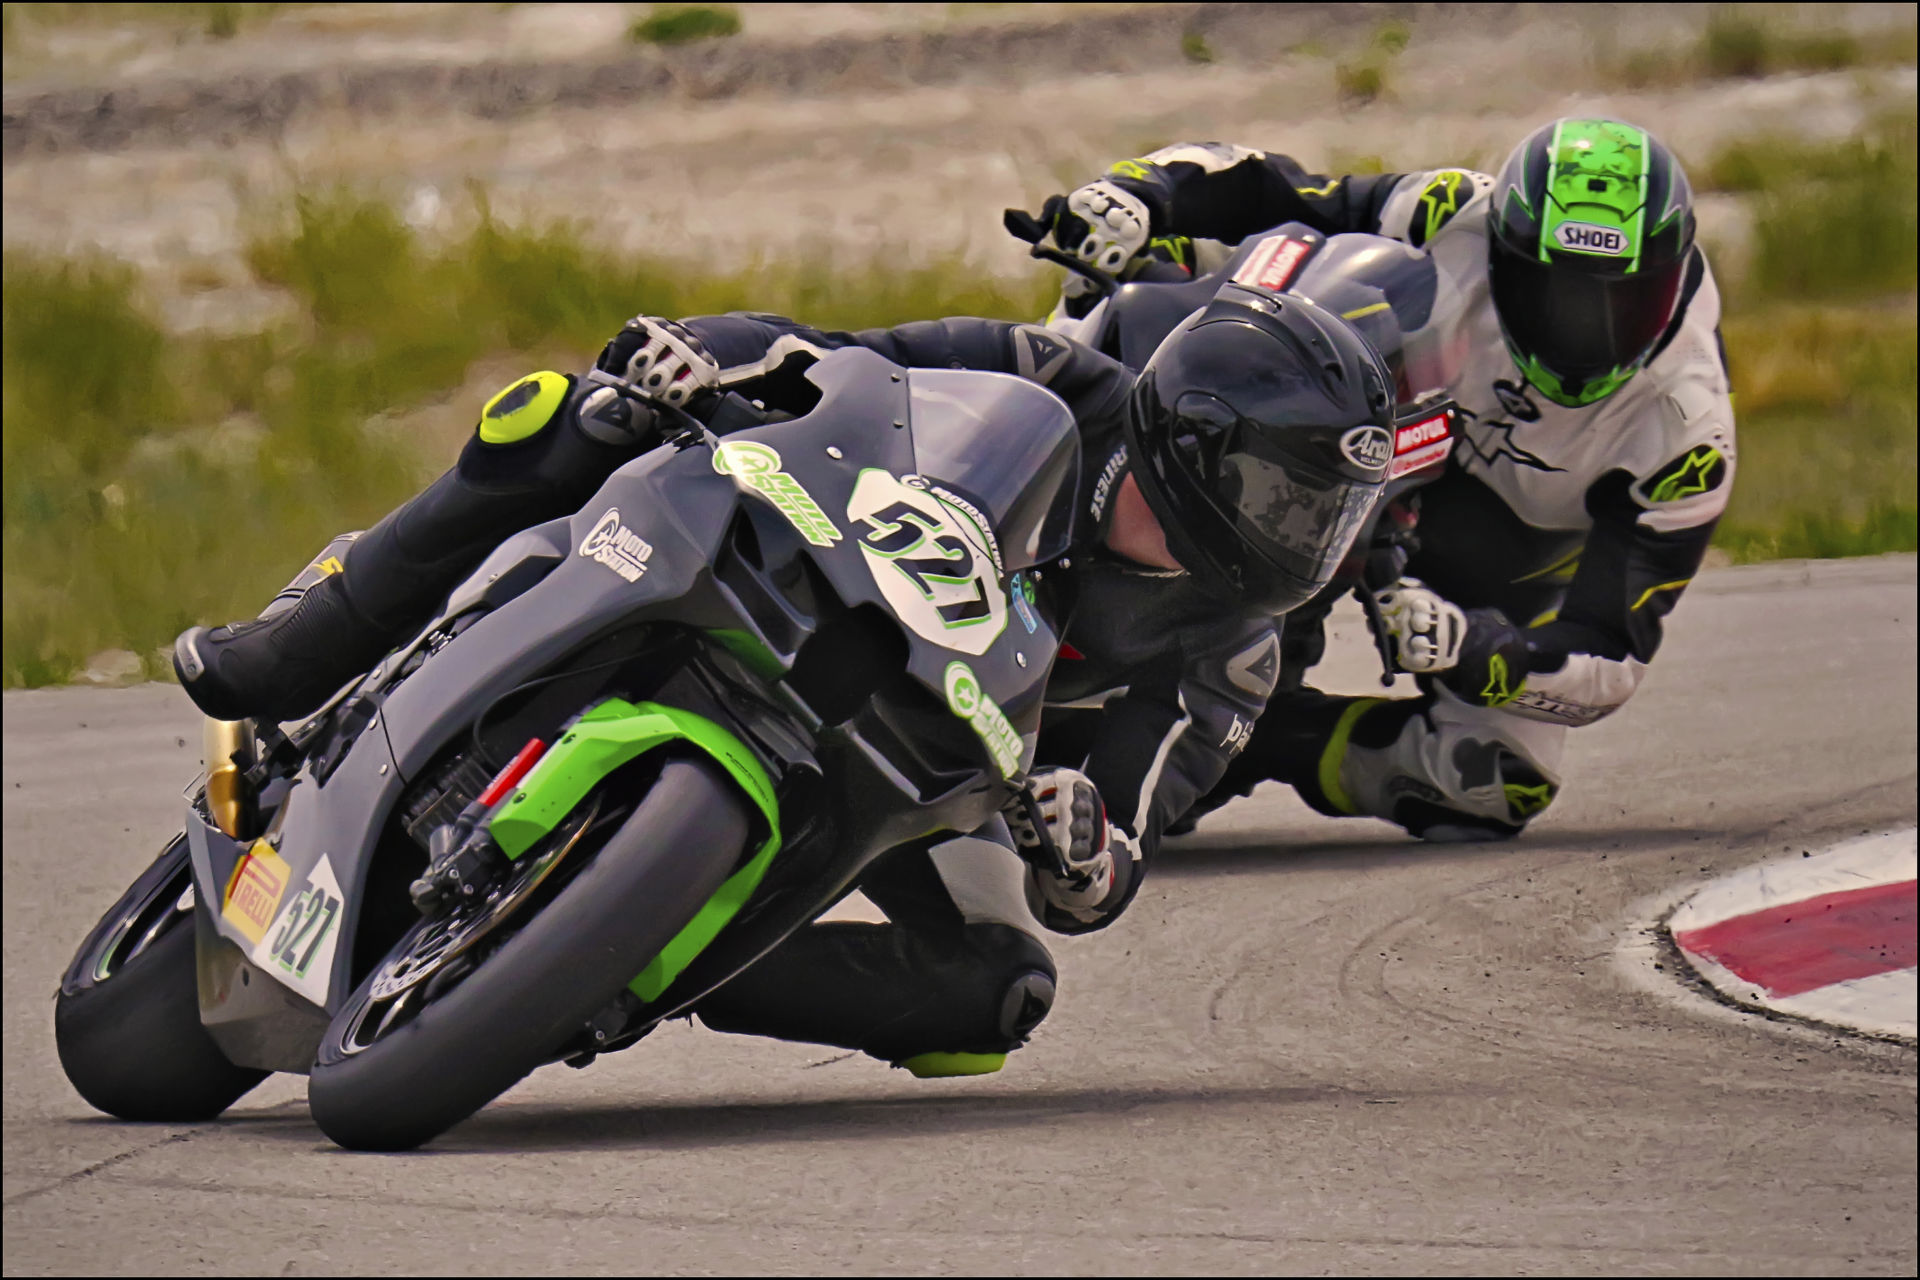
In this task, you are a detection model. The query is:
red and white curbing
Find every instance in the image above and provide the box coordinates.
[1666,828,1916,1041]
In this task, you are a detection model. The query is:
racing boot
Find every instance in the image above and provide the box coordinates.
[173,537,401,724]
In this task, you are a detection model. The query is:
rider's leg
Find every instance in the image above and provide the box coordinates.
[1208,684,1568,841]
[695,824,1057,1074]
[175,371,639,722]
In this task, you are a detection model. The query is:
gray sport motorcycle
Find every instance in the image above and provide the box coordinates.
[56,348,1081,1151]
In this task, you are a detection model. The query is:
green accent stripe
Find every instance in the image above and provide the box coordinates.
[1318,698,1383,816]
[483,697,783,1005]
[1631,578,1691,611]
[1539,119,1565,264]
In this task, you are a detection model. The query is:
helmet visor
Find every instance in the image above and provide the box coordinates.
[1155,388,1380,588]
[1489,237,1684,383]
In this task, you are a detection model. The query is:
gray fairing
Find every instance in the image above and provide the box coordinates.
[186,346,1080,1071]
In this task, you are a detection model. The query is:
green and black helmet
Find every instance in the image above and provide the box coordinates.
[1488,118,1696,406]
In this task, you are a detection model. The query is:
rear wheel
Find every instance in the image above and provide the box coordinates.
[308,757,752,1151]
[56,836,270,1121]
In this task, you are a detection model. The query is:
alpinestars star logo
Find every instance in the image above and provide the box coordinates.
[1456,381,1563,473]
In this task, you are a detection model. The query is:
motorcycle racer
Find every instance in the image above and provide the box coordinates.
[1033,119,1736,841]
[173,288,1398,1073]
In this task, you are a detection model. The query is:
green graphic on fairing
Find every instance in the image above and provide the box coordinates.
[483,697,783,1004]
[1538,119,1651,271]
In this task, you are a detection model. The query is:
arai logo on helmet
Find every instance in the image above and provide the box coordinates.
[1338,425,1393,471]
[1553,221,1629,256]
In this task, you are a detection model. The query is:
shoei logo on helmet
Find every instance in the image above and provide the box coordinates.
[1232,234,1313,293]
[1553,221,1629,256]
[1339,425,1393,471]
[579,508,653,583]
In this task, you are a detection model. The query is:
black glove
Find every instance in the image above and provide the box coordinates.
[1437,608,1534,707]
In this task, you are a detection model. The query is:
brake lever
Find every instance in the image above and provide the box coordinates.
[1027,245,1121,299]
[1009,787,1076,882]
[1354,584,1399,689]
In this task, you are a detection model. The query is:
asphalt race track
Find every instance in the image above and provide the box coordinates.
[5,556,1915,1275]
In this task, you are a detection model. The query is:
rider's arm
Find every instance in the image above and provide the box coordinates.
[681,312,1133,430]
[1091,143,1407,243]
[1035,619,1281,935]
[1506,372,1737,726]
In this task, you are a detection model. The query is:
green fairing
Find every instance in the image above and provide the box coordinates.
[1539,119,1651,272]
[485,697,782,1004]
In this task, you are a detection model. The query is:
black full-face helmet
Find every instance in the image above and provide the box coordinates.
[1488,117,1697,406]
[1125,289,1397,614]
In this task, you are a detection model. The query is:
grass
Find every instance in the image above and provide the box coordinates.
[628,4,740,46]
[1714,305,1917,563]
[1,190,1053,686]
[2,2,291,50]
[1334,19,1411,105]
[4,105,1916,683]
[1612,7,1914,88]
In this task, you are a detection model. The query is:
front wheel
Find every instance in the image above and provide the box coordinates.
[308,756,753,1151]
[56,835,270,1121]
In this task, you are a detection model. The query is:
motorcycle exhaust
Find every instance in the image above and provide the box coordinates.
[202,717,257,840]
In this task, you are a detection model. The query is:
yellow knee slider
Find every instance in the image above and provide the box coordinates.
[898,1051,1007,1079]
[477,370,571,445]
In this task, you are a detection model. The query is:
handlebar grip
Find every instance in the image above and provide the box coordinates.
[1003,207,1049,245]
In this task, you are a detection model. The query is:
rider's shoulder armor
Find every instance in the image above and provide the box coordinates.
[1444,247,1736,536]
[1374,169,1496,249]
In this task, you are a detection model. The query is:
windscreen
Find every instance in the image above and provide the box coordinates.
[906,369,1082,571]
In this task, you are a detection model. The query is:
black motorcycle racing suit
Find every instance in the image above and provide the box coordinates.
[317,313,1281,1066]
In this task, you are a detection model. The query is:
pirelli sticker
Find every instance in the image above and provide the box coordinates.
[222,841,292,945]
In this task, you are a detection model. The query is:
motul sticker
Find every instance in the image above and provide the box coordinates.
[222,841,291,945]
[1388,411,1455,479]
[1552,221,1628,256]
[1231,235,1312,293]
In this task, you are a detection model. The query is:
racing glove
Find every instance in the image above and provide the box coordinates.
[1376,578,1469,673]
[1376,580,1535,707]
[1042,180,1152,297]
[1003,766,1131,924]
[1437,608,1535,708]
[594,316,721,408]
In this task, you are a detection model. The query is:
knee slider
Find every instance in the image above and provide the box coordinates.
[476,371,570,446]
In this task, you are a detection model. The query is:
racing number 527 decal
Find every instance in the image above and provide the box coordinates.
[848,469,1008,657]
